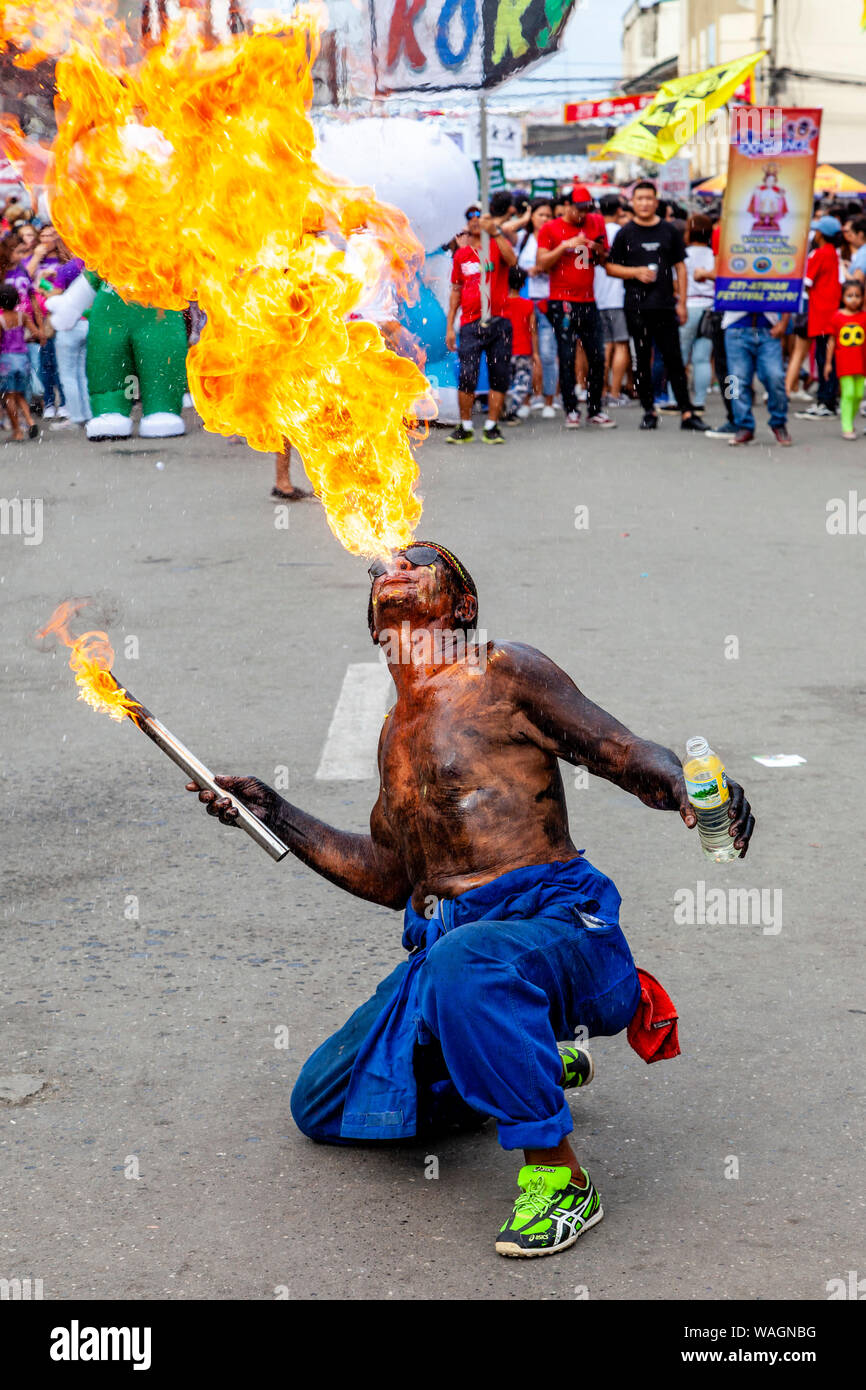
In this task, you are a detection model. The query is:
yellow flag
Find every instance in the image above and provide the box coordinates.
[598,51,767,165]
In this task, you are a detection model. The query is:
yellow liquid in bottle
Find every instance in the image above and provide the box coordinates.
[683,738,740,863]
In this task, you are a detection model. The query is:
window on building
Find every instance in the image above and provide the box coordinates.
[707,22,717,66]
[640,11,656,58]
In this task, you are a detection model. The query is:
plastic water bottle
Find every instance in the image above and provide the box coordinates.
[682,736,740,863]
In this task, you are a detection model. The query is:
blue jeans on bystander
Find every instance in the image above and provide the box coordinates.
[724,322,787,432]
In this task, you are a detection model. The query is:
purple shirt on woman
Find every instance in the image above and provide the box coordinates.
[51,258,85,292]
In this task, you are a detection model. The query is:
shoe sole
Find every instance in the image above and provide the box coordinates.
[481,436,504,444]
[445,437,475,445]
[495,1206,604,1258]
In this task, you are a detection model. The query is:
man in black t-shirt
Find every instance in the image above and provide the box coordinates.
[607,182,707,432]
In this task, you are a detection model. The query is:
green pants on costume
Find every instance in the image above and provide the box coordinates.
[86,286,189,419]
[839,374,864,434]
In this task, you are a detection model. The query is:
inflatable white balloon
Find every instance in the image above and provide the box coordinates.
[316,117,477,254]
[47,273,96,332]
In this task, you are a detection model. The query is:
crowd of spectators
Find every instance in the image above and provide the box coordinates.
[0,194,92,440]
[441,179,866,448]
[4,179,864,457]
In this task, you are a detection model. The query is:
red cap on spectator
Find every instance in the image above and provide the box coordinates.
[571,182,593,205]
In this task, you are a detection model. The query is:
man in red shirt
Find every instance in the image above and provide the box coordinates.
[795,216,842,420]
[536,182,615,429]
[446,205,517,445]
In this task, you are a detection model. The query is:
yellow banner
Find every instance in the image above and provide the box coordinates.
[599,51,767,165]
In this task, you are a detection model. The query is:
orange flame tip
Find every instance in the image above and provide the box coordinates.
[36,600,140,722]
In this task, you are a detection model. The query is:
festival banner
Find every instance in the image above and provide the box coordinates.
[370,0,578,92]
[530,176,559,199]
[563,93,654,124]
[656,155,690,203]
[598,50,766,164]
[473,155,507,193]
[714,107,822,314]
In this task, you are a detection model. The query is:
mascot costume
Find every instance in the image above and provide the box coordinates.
[47,268,189,439]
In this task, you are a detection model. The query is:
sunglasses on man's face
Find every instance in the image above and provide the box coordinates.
[466,209,481,220]
[367,546,446,582]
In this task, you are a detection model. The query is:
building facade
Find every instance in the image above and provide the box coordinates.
[620,0,866,181]
[680,0,866,178]
[622,0,681,90]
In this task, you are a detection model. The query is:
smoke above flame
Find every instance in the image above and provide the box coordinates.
[3,2,430,556]
[36,600,140,720]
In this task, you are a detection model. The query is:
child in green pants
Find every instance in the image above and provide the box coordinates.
[826,281,866,440]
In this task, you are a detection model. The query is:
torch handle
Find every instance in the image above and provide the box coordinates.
[119,683,289,862]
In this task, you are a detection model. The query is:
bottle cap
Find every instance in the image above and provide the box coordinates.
[685,736,710,758]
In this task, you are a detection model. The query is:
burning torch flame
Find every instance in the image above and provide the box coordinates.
[3,1,430,557]
[36,600,139,721]
[35,597,290,859]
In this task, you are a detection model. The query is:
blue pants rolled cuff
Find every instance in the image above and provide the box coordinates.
[290,856,640,1151]
[496,1097,575,1151]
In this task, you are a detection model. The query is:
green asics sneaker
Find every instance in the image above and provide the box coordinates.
[558,1042,594,1089]
[495,1164,603,1258]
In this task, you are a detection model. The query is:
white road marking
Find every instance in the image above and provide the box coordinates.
[315,662,392,781]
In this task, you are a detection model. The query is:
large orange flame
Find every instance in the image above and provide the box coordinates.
[0,0,127,68]
[36,600,140,721]
[0,115,55,189]
[4,3,430,556]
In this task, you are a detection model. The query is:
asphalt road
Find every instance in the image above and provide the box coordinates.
[1,397,864,1301]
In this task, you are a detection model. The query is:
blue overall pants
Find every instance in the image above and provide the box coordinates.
[290,857,640,1152]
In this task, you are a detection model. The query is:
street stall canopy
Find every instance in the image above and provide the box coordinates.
[694,164,866,198]
[693,172,727,196]
[813,164,866,194]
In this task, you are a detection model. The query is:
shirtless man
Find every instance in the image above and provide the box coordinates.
[190,542,754,1258]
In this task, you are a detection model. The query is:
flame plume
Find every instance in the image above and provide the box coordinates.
[36,600,139,720]
[4,3,429,555]
[0,0,128,67]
